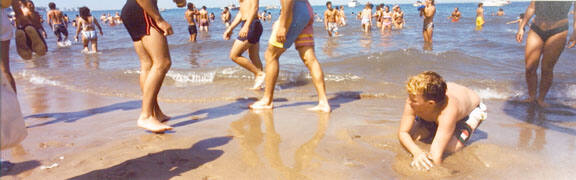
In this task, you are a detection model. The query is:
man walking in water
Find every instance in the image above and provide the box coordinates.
[185,2,198,42]
[420,0,435,47]
[223,0,265,90]
[323,1,338,37]
[120,0,185,133]
[250,0,330,112]
[47,2,68,46]
[221,7,231,27]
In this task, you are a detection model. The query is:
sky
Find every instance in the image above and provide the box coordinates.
[32,0,530,11]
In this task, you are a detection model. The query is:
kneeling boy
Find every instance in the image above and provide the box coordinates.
[398,71,487,170]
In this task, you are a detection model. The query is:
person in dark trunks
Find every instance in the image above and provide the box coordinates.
[185,2,198,42]
[120,0,185,133]
[223,0,265,90]
[398,71,487,171]
[516,1,576,107]
[47,2,68,45]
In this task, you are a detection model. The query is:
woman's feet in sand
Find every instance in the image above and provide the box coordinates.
[307,103,331,112]
[155,109,171,123]
[137,115,173,133]
[250,100,273,110]
[250,73,265,90]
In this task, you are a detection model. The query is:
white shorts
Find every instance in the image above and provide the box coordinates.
[328,22,338,33]
[0,8,13,41]
[361,18,370,25]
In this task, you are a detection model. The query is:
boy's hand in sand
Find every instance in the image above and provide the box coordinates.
[568,34,575,48]
[157,20,173,36]
[411,152,434,171]
[516,29,524,43]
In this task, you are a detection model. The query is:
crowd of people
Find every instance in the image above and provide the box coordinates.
[1,0,576,174]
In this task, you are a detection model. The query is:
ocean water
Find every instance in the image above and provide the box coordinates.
[8,2,576,105]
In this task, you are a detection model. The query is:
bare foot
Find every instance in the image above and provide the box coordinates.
[307,103,331,112]
[521,97,535,103]
[137,116,173,133]
[536,99,550,108]
[249,100,273,110]
[250,73,265,90]
[155,109,171,122]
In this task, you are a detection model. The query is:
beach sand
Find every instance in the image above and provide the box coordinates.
[2,79,575,179]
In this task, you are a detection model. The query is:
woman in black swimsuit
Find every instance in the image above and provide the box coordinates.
[516,1,576,107]
[120,0,184,133]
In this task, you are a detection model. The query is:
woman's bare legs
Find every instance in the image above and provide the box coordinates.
[537,31,568,107]
[524,30,544,103]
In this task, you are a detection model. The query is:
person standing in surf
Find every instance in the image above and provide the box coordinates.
[47,2,69,46]
[516,1,576,107]
[120,0,186,133]
[420,0,435,48]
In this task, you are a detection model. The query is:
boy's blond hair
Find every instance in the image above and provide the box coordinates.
[406,71,447,103]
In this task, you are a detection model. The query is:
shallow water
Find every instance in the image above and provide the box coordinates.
[8,2,576,106]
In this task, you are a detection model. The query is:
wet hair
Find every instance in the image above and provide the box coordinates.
[224,7,229,11]
[187,3,194,11]
[78,7,91,21]
[202,6,206,10]
[406,71,447,103]
[478,3,483,7]
[519,13,525,19]
[48,2,56,9]
[499,8,503,11]
[326,1,332,6]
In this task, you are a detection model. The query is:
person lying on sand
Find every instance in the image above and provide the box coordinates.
[398,71,487,170]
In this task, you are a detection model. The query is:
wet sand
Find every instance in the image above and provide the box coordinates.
[2,80,576,179]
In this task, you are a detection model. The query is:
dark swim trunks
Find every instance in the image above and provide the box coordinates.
[237,19,263,44]
[415,103,487,144]
[120,0,164,42]
[52,24,68,42]
[188,25,197,35]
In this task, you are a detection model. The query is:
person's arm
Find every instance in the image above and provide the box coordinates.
[516,1,535,43]
[239,0,258,38]
[223,11,243,40]
[46,11,52,28]
[276,0,295,43]
[324,10,329,29]
[398,99,433,171]
[506,19,520,24]
[135,0,172,35]
[75,19,82,41]
[568,2,576,48]
[94,17,103,35]
[428,109,458,165]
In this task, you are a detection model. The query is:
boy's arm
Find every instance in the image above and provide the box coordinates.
[323,10,329,28]
[239,0,258,38]
[75,20,81,40]
[398,99,433,170]
[429,109,458,165]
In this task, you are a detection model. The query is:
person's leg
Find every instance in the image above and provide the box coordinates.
[0,40,16,93]
[132,40,167,122]
[229,40,261,75]
[524,30,545,103]
[191,33,197,42]
[91,38,98,52]
[248,42,265,89]
[250,45,286,109]
[82,36,89,52]
[296,46,330,112]
[135,28,173,132]
[537,31,568,107]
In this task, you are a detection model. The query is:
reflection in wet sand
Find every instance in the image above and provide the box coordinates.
[188,45,202,68]
[230,110,330,179]
[83,55,100,69]
[359,34,372,53]
[322,38,339,58]
[518,104,546,151]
